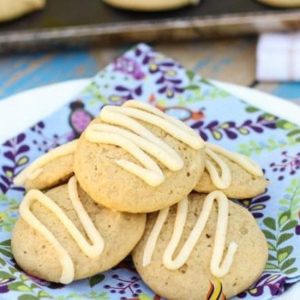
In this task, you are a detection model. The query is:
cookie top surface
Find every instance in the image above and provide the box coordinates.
[195,143,267,199]
[12,178,146,283]
[74,101,205,213]
[132,192,268,300]
[14,140,76,191]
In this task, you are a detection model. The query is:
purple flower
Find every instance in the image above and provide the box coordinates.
[113,57,145,80]
[238,274,287,298]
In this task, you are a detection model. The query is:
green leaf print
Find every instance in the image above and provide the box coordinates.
[0,195,19,232]
[279,179,300,220]
[245,106,260,113]
[0,271,12,279]
[287,129,300,137]
[9,282,32,292]
[263,217,276,230]
[277,233,293,246]
[262,229,276,240]
[268,254,277,261]
[281,258,296,271]
[0,255,52,299]
[267,242,276,251]
[0,239,12,258]
[262,213,298,275]
[279,212,291,227]
[83,81,109,107]
[138,294,155,300]
[277,246,293,262]
[284,267,298,274]
[281,220,298,231]
[57,291,109,300]
[186,70,196,81]
[89,273,105,287]
[237,138,297,156]
[185,84,200,91]
[0,239,11,246]
[276,120,296,130]
[18,295,39,300]
[38,291,51,298]
[275,119,300,141]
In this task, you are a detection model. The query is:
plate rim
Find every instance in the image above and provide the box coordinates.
[1,78,300,145]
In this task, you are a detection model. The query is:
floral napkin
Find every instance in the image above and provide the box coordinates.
[0,44,300,300]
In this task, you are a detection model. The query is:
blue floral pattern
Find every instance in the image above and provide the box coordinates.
[0,44,300,300]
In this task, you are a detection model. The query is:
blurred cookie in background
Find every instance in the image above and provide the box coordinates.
[0,0,45,22]
[257,0,300,7]
[103,0,199,11]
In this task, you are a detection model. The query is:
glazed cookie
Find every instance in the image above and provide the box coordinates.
[14,140,76,191]
[104,0,199,11]
[194,143,268,199]
[132,191,268,300]
[12,176,146,283]
[257,0,300,7]
[74,100,205,213]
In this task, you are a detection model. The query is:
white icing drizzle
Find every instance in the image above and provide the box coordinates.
[142,207,169,266]
[19,176,104,284]
[143,191,238,278]
[14,140,77,186]
[205,142,264,189]
[85,100,204,186]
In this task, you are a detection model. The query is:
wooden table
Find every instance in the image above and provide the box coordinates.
[0,38,299,106]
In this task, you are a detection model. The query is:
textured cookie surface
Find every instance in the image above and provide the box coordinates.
[22,154,74,191]
[74,118,205,213]
[12,184,146,282]
[194,155,268,199]
[132,193,268,300]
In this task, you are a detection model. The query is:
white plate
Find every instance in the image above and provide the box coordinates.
[0,79,299,300]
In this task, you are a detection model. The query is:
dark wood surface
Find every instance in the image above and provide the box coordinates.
[0,0,300,50]
[0,0,289,30]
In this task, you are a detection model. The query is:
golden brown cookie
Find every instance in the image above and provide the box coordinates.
[12,178,146,283]
[194,143,268,199]
[132,192,268,300]
[104,0,199,11]
[0,0,45,23]
[74,101,206,213]
[14,140,76,191]
[257,0,300,7]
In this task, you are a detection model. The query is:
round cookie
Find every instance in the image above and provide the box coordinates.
[74,118,205,213]
[14,140,76,191]
[0,0,45,23]
[194,155,268,199]
[104,0,199,12]
[12,180,146,283]
[132,192,268,300]
[257,0,300,7]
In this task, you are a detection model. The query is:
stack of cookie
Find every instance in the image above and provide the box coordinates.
[12,100,268,300]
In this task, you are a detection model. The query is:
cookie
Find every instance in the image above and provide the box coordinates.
[104,0,199,11]
[194,143,267,198]
[132,191,268,300]
[257,0,300,7]
[14,140,76,191]
[11,176,146,283]
[74,100,205,213]
[0,0,45,23]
